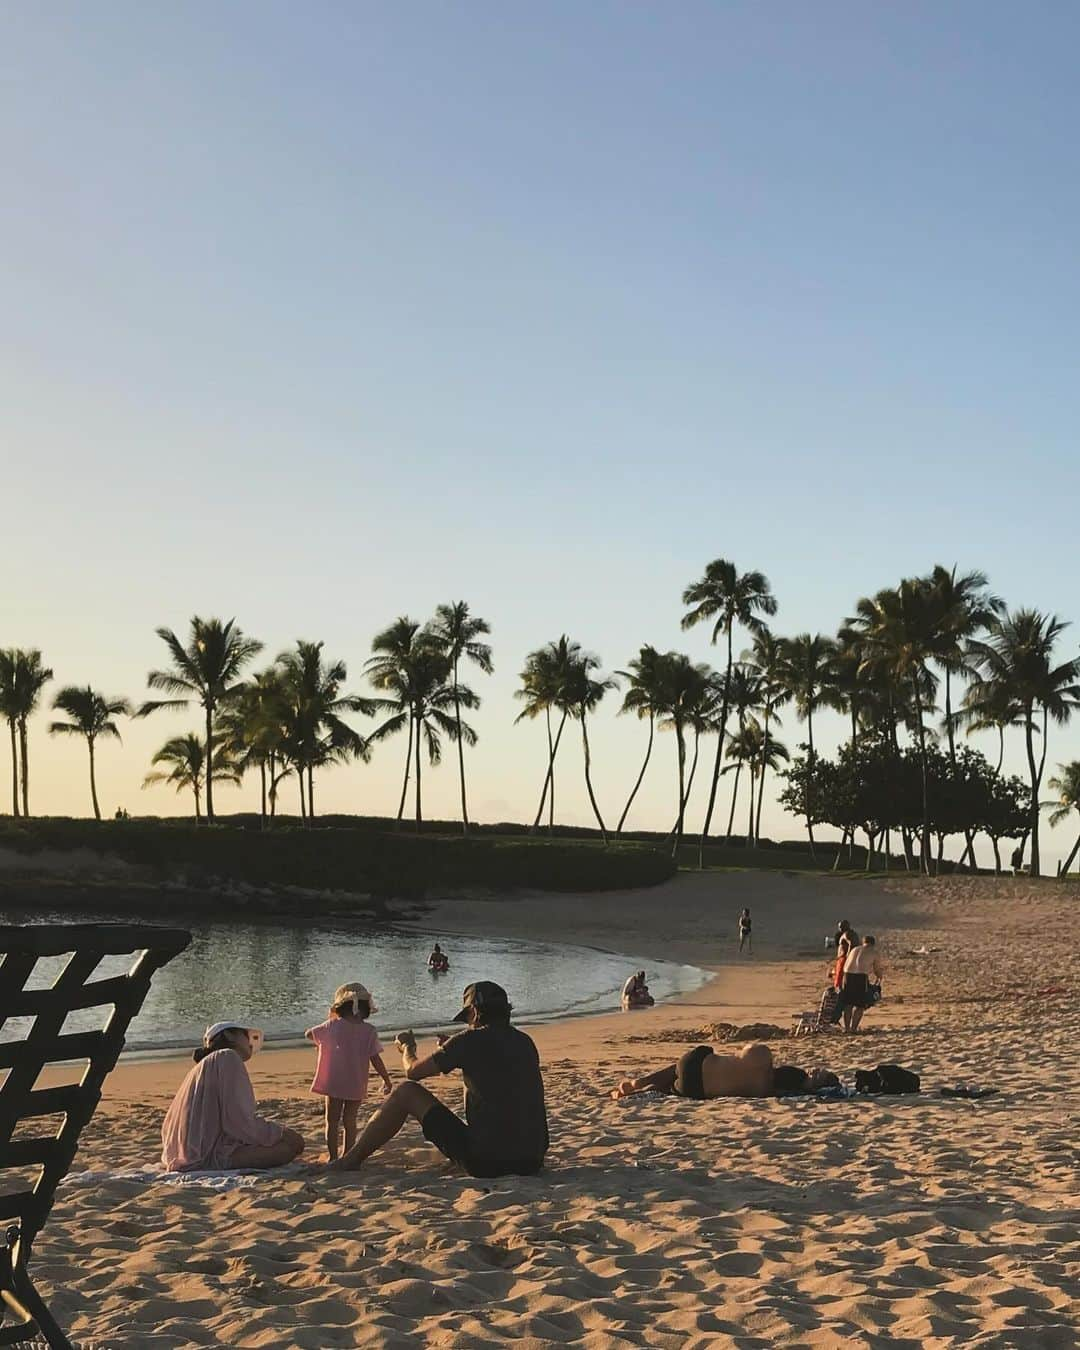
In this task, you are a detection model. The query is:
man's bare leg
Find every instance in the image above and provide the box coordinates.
[848,1007,865,1033]
[611,1064,678,1100]
[328,1082,439,1171]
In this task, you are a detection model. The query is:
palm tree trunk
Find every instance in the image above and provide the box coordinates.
[805,709,817,858]
[259,762,267,827]
[995,726,1005,776]
[673,718,687,857]
[1024,702,1040,875]
[453,661,469,834]
[395,714,413,826]
[946,668,977,869]
[308,766,315,823]
[724,764,742,841]
[88,738,101,821]
[580,710,607,843]
[684,727,701,805]
[414,705,423,831]
[617,714,654,835]
[912,676,931,875]
[18,719,29,818]
[204,703,215,824]
[991,835,1002,874]
[697,621,734,868]
[7,720,18,817]
[194,779,202,824]
[1060,822,1080,877]
[532,710,567,832]
[298,771,306,820]
[747,765,755,843]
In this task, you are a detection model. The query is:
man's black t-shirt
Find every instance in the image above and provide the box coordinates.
[432,1023,548,1166]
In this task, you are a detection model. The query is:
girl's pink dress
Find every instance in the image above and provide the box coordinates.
[161,1048,283,1171]
[307,1018,383,1101]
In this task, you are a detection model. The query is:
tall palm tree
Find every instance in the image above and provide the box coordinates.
[968,610,1080,875]
[217,667,292,825]
[138,618,262,823]
[0,651,21,816]
[720,665,761,841]
[743,629,790,846]
[48,686,132,820]
[780,632,840,859]
[366,623,473,830]
[958,679,1029,776]
[276,640,375,822]
[561,648,617,843]
[1043,762,1080,877]
[745,720,789,842]
[615,645,665,834]
[427,602,493,833]
[515,636,579,833]
[142,733,240,823]
[656,654,715,853]
[0,649,54,818]
[681,560,777,866]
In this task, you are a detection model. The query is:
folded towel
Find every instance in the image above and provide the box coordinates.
[60,1162,308,1191]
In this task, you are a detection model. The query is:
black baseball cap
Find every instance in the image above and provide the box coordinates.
[452,980,510,1023]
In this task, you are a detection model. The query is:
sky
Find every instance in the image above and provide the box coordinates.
[3,3,1079,865]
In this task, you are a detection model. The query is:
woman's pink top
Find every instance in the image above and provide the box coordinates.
[307,1017,384,1100]
[161,1048,283,1172]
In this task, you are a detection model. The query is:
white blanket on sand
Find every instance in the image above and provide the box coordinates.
[59,1163,307,1192]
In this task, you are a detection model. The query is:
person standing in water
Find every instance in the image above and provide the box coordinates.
[738,908,752,955]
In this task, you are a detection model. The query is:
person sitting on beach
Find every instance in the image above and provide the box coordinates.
[161,1020,305,1172]
[612,1041,784,1100]
[306,982,393,1161]
[327,981,548,1178]
[837,935,884,1033]
[428,943,449,973]
[621,971,654,1009]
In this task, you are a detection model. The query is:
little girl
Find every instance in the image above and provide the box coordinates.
[305,982,392,1160]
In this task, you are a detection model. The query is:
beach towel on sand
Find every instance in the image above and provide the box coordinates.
[59,1163,307,1192]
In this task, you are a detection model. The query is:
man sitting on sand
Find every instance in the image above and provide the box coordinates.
[611,1042,821,1100]
[328,981,548,1178]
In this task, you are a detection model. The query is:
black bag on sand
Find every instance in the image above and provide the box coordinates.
[855,1063,920,1095]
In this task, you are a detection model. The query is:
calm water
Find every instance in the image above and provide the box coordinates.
[0,906,707,1052]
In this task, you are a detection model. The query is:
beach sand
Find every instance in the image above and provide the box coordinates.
[31,871,1080,1346]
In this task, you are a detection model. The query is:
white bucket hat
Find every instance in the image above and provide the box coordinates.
[333,982,378,1015]
[204,1020,264,1054]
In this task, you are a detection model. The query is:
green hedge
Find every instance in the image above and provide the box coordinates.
[0,818,675,896]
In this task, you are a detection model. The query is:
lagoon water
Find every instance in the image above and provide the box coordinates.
[0,905,707,1051]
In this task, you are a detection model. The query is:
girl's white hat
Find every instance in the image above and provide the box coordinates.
[333,982,377,1014]
[204,1020,264,1054]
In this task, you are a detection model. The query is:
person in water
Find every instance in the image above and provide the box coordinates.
[306,982,393,1161]
[328,981,548,1178]
[621,971,654,1008]
[161,1020,305,1171]
[428,943,449,972]
[610,1043,828,1100]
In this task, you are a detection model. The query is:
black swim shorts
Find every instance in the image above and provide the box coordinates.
[421,1102,542,1179]
[673,1045,714,1100]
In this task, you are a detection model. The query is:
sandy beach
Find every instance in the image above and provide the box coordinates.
[33,871,1080,1347]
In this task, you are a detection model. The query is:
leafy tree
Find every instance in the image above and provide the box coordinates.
[681,560,777,866]
[217,668,293,826]
[138,618,262,823]
[48,686,132,820]
[743,628,791,846]
[0,649,54,818]
[779,632,839,858]
[1043,761,1080,876]
[142,733,240,823]
[0,650,22,816]
[427,602,493,834]
[515,636,579,832]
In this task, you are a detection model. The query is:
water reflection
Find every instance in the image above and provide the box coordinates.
[0,906,707,1051]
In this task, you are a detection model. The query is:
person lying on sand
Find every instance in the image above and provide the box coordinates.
[611,1044,834,1100]
[327,981,548,1178]
[162,1021,305,1172]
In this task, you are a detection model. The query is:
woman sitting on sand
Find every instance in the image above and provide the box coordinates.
[161,1020,305,1172]
[611,1042,816,1100]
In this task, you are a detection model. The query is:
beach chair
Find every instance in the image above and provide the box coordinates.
[0,923,191,1348]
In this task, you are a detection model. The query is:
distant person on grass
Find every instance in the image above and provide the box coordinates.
[328,981,548,1178]
[611,1042,819,1100]
[738,908,752,955]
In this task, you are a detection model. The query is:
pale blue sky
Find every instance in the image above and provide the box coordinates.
[4,3,1079,861]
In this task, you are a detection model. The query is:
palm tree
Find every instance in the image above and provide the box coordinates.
[615,645,665,834]
[720,665,761,841]
[958,679,1029,776]
[681,560,777,866]
[48,686,132,820]
[515,636,579,832]
[655,654,715,853]
[276,641,375,822]
[366,623,473,830]
[138,618,262,823]
[427,602,493,833]
[745,720,789,843]
[968,610,1080,875]
[743,629,790,846]
[217,668,292,825]
[1043,762,1080,877]
[142,733,240,822]
[780,632,840,859]
[561,648,617,842]
[0,649,54,818]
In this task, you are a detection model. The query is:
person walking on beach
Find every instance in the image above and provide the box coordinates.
[306,982,392,1161]
[162,1021,305,1172]
[837,935,884,1033]
[738,908,752,955]
[327,981,548,1178]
